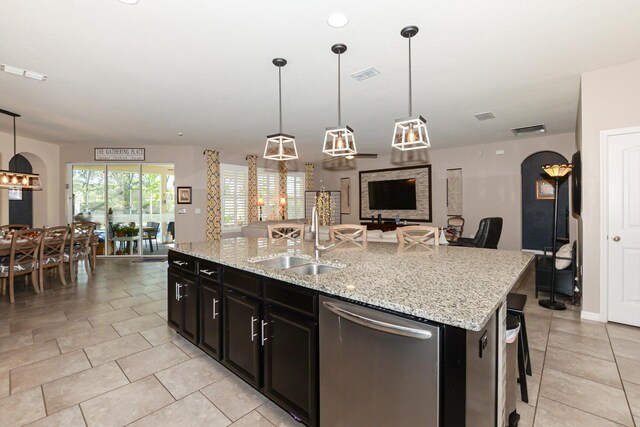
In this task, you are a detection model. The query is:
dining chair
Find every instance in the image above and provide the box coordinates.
[0,228,45,303]
[329,224,367,247]
[396,225,439,249]
[144,222,160,250]
[267,223,305,242]
[65,222,95,283]
[39,226,70,291]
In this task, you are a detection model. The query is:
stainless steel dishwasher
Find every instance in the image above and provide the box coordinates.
[319,296,440,427]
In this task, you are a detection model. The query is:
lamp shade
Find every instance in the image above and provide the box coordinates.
[279,197,287,206]
[264,133,298,161]
[323,125,357,157]
[392,115,430,151]
[257,196,265,207]
[542,163,573,178]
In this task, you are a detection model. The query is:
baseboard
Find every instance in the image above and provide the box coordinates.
[580,310,604,322]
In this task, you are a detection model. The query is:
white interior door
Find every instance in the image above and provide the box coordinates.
[607,130,640,326]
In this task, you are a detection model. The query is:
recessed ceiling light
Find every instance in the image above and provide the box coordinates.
[119,0,139,5]
[327,13,349,28]
[178,132,183,136]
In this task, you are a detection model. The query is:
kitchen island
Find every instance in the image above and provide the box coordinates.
[168,238,533,427]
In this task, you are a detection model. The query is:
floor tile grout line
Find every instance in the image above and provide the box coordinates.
[607,324,638,427]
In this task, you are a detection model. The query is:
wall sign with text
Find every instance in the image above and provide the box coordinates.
[94,148,145,161]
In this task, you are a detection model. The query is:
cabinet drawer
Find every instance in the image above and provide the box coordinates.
[198,259,221,282]
[224,268,261,297]
[264,279,317,317]
[168,251,196,273]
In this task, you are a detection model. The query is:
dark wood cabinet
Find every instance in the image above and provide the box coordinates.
[263,304,318,426]
[167,265,198,344]
[223,288,261,388]
[199,279,222,359]
[361,222,420,232]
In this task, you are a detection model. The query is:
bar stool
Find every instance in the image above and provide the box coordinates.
[507,292,532,403]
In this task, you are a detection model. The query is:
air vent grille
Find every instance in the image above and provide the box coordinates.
[511,124,546,137]
[350,67,380,81]
[474,112,495,121]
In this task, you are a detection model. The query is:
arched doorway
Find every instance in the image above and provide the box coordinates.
[521,151,570,251]
[8,154,33,227]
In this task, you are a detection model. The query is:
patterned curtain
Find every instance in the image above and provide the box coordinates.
[305,163,314,191]
[278,161,288,220]
[247,155,258,223]
[205,150,221,240]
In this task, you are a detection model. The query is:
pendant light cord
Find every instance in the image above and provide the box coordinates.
[337,52,342,126]
[278,65,283,133]
[408,36,413,117]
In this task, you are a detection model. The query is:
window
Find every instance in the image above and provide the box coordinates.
[221,164,248,229]
[287,173,305,219]
[221,164,306,231]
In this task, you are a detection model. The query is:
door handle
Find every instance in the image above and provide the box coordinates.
[612,235,621,242]
[261,320,268,346]
[175,283,182,301]
[250,316,258,341]
[172,260,187,266]
[322,301,433,339]
[212,298,219,320]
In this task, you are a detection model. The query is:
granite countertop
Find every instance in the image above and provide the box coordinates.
[172,238,533,331]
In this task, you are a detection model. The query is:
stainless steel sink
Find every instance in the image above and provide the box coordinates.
[253,256,311,269]
[286,263,342,275]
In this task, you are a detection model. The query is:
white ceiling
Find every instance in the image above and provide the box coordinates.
[1,0,640,162]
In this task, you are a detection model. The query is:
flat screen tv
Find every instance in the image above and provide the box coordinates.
[368,178,417,210]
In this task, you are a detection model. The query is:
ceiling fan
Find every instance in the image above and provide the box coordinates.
[322,153,378,163]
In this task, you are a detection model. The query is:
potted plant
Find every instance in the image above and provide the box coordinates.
[111,223,125,237]
[123,224,139,237]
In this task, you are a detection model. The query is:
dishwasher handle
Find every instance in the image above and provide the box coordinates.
[322,300,433,340]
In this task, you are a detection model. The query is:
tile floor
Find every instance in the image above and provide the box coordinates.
[0,258,638,426]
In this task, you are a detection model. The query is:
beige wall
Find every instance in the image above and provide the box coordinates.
[315,132,576,251]
[579,59,640,316]
[0,131,61,227]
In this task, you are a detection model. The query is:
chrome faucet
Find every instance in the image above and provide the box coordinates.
[310,206,334,261]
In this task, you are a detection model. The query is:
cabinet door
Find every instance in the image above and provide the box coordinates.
[263,305,318,426]
[200,281,222,359]
[180,275,198,343]
[223,288,261,387]
[167,270,182,331]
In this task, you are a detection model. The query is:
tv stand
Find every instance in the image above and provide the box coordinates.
[361,222,419,232]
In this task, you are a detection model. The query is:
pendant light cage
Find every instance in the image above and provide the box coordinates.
[0,109,43,191]
[323,125,356,157]
[264,58,298,161]
[392,26,431,151]
[323,44,357,157]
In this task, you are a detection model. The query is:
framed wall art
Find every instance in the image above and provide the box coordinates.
[177,186,192,204]
[536,180,555,200]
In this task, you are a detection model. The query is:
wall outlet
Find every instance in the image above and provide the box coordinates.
[496,149,505,155]
[194,208,201,214]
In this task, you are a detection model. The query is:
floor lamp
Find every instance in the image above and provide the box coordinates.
[539,163,573,311]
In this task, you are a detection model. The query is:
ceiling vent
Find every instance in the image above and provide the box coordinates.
[511,124,546,137]
[350,67,380,81]
[474,112,495,121]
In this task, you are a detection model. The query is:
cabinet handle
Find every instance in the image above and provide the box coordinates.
[176,283,182,301]
[172,260,187,266]
[212,298,219,320]
[250,316,258,342]
[261,320,268,346]
[200,269,216,276]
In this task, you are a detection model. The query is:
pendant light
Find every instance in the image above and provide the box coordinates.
[0,108,42,191]
[323,44,357,157]
[392,26,431,151]
[264,58,298,161]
